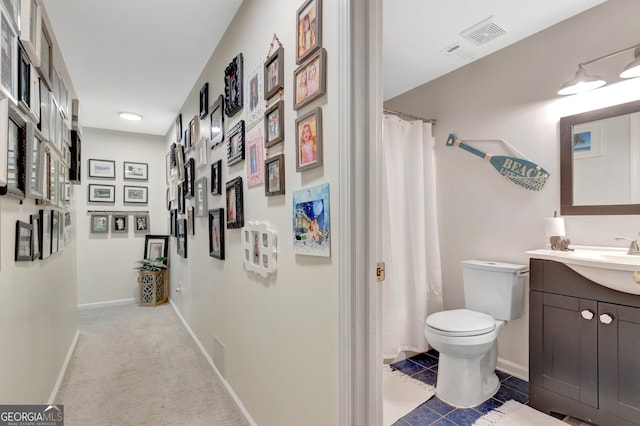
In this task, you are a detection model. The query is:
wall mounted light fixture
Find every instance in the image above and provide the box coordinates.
[558,43,640,95]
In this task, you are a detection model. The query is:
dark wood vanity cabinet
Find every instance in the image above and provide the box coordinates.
[529,259,640,426]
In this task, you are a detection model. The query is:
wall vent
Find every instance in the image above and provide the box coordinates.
[460,16,506,45]
[440,42,475,61]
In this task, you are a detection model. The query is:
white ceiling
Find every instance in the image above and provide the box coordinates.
[42,0,606,136]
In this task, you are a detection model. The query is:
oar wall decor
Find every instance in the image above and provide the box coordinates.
[446,133,549,191]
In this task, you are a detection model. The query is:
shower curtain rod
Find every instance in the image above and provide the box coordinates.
[383,107,436,124]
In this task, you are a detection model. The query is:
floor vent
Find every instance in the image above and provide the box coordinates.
[440,42,475,61]
[460,16,506,45]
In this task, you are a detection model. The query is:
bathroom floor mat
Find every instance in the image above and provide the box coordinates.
[473,400,565,425]
[383,365,435,426]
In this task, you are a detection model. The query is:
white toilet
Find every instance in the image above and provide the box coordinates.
[424,260,526,408]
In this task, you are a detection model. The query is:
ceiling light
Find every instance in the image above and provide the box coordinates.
[119,111,143,121]
[558,43,640,96]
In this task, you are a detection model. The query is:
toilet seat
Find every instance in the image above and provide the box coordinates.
[426,309,495,337]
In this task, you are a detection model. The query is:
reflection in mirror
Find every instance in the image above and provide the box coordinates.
[561,99,640,215]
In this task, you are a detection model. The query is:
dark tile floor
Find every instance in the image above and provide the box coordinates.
[390,349,530,426]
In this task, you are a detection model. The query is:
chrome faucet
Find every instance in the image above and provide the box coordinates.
[616,233,640,255]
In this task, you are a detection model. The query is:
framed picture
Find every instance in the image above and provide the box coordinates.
[3,107,27,200]
[49,155,57,206]
[226,176,244,229]
[246,125,264,187]
[199,82,208,119]
[241,221,278,277]
[196,138,207,168]
[19,0,40,67]
[224,53,243,117]
[124,185,148,204]
[292,182,330,257]
[208,208,225,260]
[187,206,195,236]
[25,122,44,199]
[15,220,33,261]
[169,209,177,237]
[38,21,52,90]
[195,177,208,217]
[184,157,195,198]
[123,161,148,180]
[264,46,284,100]
[30,213,40,260]
[175,113,182,142]
[39,209,51,258]
[112,215,128,233]
[211,159,222,195]
[64,211,71,246]
[265,154,285,196]
[88,158,115,179]
[144,234,169,262]
[135,215,149,233]
[209,94,225,148]
[0,11,18,100]
[166,148,173,184]
[18,45,31,112]
[295,107,323,171]
[264,100,284,148]
[169,174,178,202]
[88,184,115,203]
[90,214,108,234]
[293,48,326,110]
[177,218,187,258]
[226,120,245,166]
[57,207,65,252]
[573,122,604,159]
[50,210,59,253]
[246,62,263,127]
[187,115,199,151]
[70,130,81,184]
[296,0,322,64]
[173,143,185,180]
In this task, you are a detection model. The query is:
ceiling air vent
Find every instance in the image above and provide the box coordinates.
[460,16,506,46]
[440,42,475,61]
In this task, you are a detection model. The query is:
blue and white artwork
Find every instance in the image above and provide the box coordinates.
[573,131,592,152]
[292,183,330,257]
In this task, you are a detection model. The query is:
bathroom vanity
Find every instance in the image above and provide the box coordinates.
[528,255,640,426]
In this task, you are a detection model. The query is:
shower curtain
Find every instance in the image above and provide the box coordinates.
[382,114,443,360]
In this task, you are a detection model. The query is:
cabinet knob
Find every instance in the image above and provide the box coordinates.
[599,314,614,325]
[634,270,640,284]
[581,310,594,320]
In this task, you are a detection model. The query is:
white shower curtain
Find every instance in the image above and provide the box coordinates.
[382,115,443,360]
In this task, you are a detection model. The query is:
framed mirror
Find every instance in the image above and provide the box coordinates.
[560,99,640,215]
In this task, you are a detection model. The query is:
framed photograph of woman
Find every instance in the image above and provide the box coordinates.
[264,100,284,148]
[211,159,222,195]
[296,0,322,64]
[208,208,225,260]
[226,176,243,229]
[295,107,323,172]
[293,48,326,110]
[265,154,285,196]
[264,46,284,100]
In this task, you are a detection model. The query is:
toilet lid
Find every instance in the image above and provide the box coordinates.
[426,309,496,336]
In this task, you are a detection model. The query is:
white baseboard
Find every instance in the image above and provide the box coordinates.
[497,357,528,382]
[77,298,135,310]
[48,329,80,404]
[169,300,257,426]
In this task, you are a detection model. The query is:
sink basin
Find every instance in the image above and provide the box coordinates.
[526,246,640,295]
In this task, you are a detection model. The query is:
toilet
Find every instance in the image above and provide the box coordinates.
[424,260,526,408]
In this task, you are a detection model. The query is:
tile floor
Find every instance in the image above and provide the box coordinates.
[389,349,531,426]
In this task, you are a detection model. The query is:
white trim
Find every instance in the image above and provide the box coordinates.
[169,299,257,426]
[77,298,135,310]
[48,329,79,404]
[497,357,528,382]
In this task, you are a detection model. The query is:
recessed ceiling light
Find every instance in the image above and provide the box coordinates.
[119,111,143,121]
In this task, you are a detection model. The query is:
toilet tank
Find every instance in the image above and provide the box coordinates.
[461,260,526,320]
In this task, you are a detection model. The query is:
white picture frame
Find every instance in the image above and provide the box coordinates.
[241,221,278,277]
[19,0,41,67]
[573,122,604,159]
[0,10,18,102]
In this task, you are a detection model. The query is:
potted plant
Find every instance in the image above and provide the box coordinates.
[135,257,168,306]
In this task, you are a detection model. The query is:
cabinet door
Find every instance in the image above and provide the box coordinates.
[532,292,598,406]
[599,303,640,423]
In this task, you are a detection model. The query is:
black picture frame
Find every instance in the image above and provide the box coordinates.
[88,158,116,179]
[70,130,81,184]
[30,213,40,261]
[18,45,31,112]
[170,210,177,237]
[88,184,116,203]
[112,215,128,233]
[39,209,51,259]
[177,218,187,258]
[123,185,148,204]
[264,100,285,148]
[184,157,195,198]
[144,234,169,263]
[209,94,225,148]
[224,53,243,117]
[208,208,225,260]
[226,120,245,166]
[15,220,33,261]
[211,159,222,195]
[226,176,244,229]
[265,154,286,196]
[2,107,27,199]
[166,188,171,210]
[187,206,195,236]
[123,161,148,180]
[199,82,209,119]
[264,46,284,100]
[177,183,185,214]
[176,113,182,142]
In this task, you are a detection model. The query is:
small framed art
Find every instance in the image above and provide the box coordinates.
[224,53,243,117]
[246,62,263,127]
[241,221,278,277]
[177,183,185,214]
[184,158,195,198]
[209,94,225,148]
[113,215,128,233]
[51,210,59,254]
[265,154,285,196]
[88,184,115,203]
[90,214,108,233]
[175,113,182,142]
[195,177,208,217]
[15,220,33,262]
[264,46,284,100]
[296,0,322,64]
[211,159,222,195]
[208,208,225,260]
[25,122,45,199]
[292,182,330,257]
[264,100,284,148]
[88,159,115,179]
[177,218,187,258]
[199,82,209,119]
[295,107,323,171]
[144,234,169,261]
[246,125,264,187]
[30,213,41,261]
[135,215,149,233]
[39,210,51,259]
[174,144,185,180]
[64,212,71,247]
[293,48,326,110]
[124,161,148,180]
[18,45,31,112]
[187,207,195,236]
[226,120,245,166]
[196,139,207,168]
[187,115,199,151]
[124,185,148,204]
[226,176,244,229]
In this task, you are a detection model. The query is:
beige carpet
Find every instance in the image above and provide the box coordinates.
[55,303,249,426]
[473,400,566,425]
[383,366,435,426]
